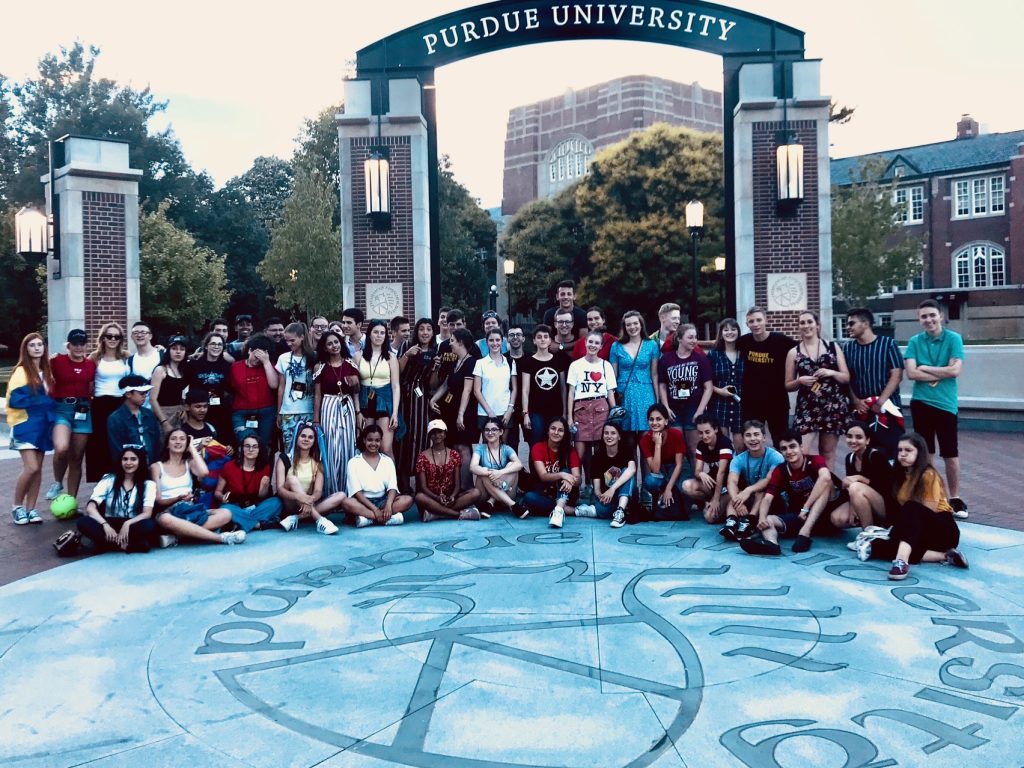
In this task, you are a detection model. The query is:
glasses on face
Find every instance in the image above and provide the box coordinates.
[508,332,524,337]
[104,334,122,341]
[243,443,260,450]
[312,324,328,331]
[484,427,501,433]
[132,330,151,336]
[556,320,572,325]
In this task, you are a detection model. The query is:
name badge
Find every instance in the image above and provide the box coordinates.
[414,386,424,398]
[209,396,221,406]
[291,381,307,400]
[678,388,691,399]
[245,415,259,429]
[73,410,88,422]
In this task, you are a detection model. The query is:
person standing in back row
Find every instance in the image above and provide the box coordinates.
[843,308,905,459]
[542,280,588,339]
[904,299,967,519]
[737,306,796,445]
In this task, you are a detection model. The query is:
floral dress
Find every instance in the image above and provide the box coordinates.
[793,342,849,436]
[609,339,660,433]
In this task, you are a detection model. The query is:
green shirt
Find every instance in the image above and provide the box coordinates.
[905,328,963,415]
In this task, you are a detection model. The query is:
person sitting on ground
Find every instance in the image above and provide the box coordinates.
[213,433,283,532]
[740,430,842,556]
[414,419,485,521]
[722,420,784,541]
[639,404,686,519]
[838,420,894,534]
[151,428,244,546]
[681,414,733,525]
[275,423,346,534]
[588,422,636,528]
[107,375,162,465]
[522,417,581,527]
[341,424,415,526]
[469,416,526,517]
[867,431,969,581]
[71,445,159,554]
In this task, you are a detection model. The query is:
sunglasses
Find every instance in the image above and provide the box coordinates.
[104,334,123,340]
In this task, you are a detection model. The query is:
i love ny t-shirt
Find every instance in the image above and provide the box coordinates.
[566,358,616,401]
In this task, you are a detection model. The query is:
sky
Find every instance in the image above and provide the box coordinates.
[3,0,1022,208]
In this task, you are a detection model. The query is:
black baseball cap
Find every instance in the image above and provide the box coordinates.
[67,329,88,344]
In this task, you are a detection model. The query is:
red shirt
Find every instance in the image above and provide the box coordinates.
[572,332,615,361]
[229,360,276,411]
[219,461,271,507]
[50,354,96,399]
[530,441,581,474]
[639,428,685,460]
[766,455,829,511]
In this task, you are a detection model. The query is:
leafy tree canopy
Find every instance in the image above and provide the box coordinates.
[224,155,293,231]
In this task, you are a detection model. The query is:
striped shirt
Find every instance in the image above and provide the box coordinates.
[843,336,904,407]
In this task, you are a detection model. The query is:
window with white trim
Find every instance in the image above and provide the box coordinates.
[547,137,594,188]
[893,185,924,224]
[954,244,1006,288]
[952,175,1006,219]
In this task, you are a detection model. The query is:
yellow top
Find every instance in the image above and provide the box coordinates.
[897,467,953,513]
[358,354,391,388]
[291,458,318,494]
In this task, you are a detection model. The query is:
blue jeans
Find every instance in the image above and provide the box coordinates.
[221,497,284,532]
[643,472,684,519]
[523,490,570,516]
[232,405,276,448]
[594,477,634,518]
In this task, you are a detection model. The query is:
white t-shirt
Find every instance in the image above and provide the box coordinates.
[275,352,314,415]
[346,453,398,498]
[473,355,517,416]
[567,357,616,401]
[95,357,130,397]
[129,348,162,408]
[90,474,157,519]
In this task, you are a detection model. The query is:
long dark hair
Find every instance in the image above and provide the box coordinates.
[235,432,269,471]
[317,330,350,364]
[112,446,150,518]
[894,431,943,502]
[161,427,190,463]
[714,318,741,352]
[363,319,392,362]
[451,327,481,360]
[545,416,572,469]
[412,317,437,352]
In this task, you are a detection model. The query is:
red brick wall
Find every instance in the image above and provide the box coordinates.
[82,192,127,341]
[350,136,414,321]
[751,120,819,337]
[1008,148,1024,284]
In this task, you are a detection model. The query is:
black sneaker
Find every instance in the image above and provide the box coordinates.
[944,548,970,569]
[734,517,755,539]
[740,536,782,556]
[514,503,530,520]
[792,534,812,553]
[53,531,81,557]
[949,497,968,520]
[719,515,739,540]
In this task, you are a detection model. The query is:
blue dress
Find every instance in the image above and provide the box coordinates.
[610,339,660,432]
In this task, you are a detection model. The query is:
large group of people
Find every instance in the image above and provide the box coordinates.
[6,281,972,581]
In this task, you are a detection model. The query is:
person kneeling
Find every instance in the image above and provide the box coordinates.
[151,429,245,545]
[469,417,527,518]
[414,419,485,521]
[66,446,159,555]
[740,431,842,555]
[341,424,415,526]
[588,422,636,528]
[681,414,733,525]
[276,423,346,534]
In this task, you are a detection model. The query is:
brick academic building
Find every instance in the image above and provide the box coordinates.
[831,115,1024,342]
[501,74,723,216]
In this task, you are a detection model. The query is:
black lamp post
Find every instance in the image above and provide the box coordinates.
[714,256,726,318]
[503,258,515,318]
[488,284,498,312]
[685,200,704,325]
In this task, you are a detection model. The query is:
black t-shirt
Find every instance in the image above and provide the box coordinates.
[738,332,796,406]
[845,447,892,492]
[520,354,568,417]
[696,433,735,477]
[184,358,232,399]
[592,446,632,493]
[436,339,459,383]
[181,421,217,442]
[443,356,478,414]
[543,305,588,338]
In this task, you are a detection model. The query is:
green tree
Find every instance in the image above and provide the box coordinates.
[575,124,724,324]
[223,155,294,230]
[258,170,341,318]
[140,202,229,335]
[293,102,342,223]
[0,210,46,350]
[501,185,591,317]
[0,73,20,208]
[831,160,924,305]
[438,155,496,330]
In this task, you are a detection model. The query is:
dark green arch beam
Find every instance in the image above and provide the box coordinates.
[355,0,806,318]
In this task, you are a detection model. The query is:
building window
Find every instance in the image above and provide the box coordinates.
[954,244,1006,288]
[547,137,595,189]
[952,175,1006,219]
[893,185,924,224]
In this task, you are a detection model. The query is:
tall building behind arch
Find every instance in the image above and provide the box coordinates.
[500,75,723,216]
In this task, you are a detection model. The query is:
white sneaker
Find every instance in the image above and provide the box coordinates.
[45,482,64,501]
[221,530,246,545]
[279,515,299,531]
[575,504,597,518]
[158,534,178,549]
[856,538,873,562]
[610,509,626,528]
[316,517,339,535]
[384,513,405,526]
[354,515,373,528]
[549,507,564,528]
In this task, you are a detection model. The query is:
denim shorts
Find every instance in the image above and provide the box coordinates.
[161,500,209,526]
[53,400,93,434]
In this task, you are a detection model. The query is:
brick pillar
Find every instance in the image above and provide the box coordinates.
[338,78,431,321]
[43,137,142,350]
[733,61,832,337]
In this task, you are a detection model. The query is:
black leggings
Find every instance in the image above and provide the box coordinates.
[873,501,959,564]
[78,515,159,553]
